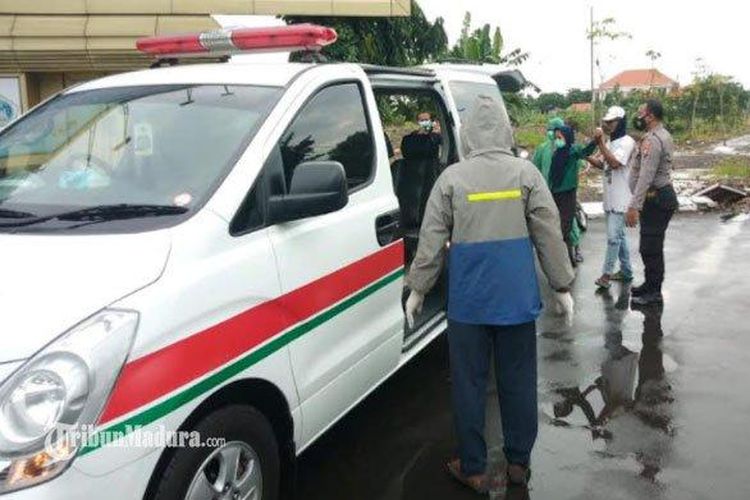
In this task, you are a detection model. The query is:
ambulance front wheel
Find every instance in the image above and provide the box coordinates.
[152,405,280,500]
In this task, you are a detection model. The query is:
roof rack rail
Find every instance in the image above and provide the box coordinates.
[359,65,435,77]
[435,58,497,66]
[149,55,231,69]
[295,51,328,63]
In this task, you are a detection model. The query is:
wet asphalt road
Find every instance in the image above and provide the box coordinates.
[295,213,750,500]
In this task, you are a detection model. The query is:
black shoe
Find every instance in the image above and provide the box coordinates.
[631,283,649,297]
[631,291,663,307]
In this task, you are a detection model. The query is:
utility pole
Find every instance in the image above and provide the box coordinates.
[590,6,596,131]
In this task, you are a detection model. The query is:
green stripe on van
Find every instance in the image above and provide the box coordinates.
[80,267,405,456]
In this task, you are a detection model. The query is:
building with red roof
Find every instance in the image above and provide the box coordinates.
[568,102,592,113]
[597,69,678,99]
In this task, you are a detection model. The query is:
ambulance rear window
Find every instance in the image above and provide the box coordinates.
[449,81,511,127]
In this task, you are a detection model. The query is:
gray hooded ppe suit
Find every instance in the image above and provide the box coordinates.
[405,95,575,474]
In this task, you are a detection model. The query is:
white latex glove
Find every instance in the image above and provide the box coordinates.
[405,291,425,329]
[553,291,575,328]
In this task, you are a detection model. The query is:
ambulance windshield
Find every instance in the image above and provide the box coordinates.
[0,84,281,232]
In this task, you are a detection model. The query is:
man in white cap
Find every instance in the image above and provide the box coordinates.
[587,106,636,290]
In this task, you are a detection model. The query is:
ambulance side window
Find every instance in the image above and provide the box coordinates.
[278,82,375,192]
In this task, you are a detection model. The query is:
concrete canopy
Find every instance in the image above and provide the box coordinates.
[0,0,410,72]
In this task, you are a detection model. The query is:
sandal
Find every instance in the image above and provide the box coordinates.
[595,275,611,289]
[446,458,493,495]
[611,271,634,283]
[506,463,532,487]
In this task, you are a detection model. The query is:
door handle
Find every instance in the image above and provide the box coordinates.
[375,209,401,246]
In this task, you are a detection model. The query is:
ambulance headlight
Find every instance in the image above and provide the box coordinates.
[1,355,87,446]
[0,310,138,493]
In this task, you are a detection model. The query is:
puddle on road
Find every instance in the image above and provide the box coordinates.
[686,212,747,277]
[538,287,681,491]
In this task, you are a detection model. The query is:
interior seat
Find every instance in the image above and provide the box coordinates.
[396,133,440,262]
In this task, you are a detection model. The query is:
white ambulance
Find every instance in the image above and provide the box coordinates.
[0,24,522,499]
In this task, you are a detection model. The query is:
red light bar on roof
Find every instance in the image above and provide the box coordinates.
[136,24,337,57]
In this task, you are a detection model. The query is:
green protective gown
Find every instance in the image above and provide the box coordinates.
[531,117,586,247]
[550,141,596,194]
[570,215,582,246]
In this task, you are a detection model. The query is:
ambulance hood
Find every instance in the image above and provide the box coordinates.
[0,231,171,362]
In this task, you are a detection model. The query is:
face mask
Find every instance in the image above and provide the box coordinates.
[554,138,566,149]
[418,120,433,131]
[633,115,647,132]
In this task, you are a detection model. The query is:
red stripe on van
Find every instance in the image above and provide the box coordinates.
[99,241,404,424]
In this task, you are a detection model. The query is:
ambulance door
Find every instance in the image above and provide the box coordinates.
[267,77,403,447]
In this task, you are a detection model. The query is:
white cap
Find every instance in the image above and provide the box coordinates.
[602,105,626,121]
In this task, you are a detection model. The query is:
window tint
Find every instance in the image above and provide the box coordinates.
[279,83,374,191]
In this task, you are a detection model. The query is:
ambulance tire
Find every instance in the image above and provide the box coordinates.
[152,405,280,500]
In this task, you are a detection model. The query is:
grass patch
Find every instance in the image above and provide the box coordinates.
[673,119,750,146]
[515,127,546,150]
[712,156,750,179]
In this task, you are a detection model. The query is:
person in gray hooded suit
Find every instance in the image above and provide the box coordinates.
[405,95,575,492]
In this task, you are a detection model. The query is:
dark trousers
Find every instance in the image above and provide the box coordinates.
[447,320,538,475]
[639,185,677,293]
[553,189,577,246]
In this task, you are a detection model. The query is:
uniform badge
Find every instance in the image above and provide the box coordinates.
[641,140,652,157]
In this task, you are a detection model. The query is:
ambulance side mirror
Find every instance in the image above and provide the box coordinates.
[267,161,349,224]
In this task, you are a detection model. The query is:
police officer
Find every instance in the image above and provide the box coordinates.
[627,99,678,306]
[404,96,575,493]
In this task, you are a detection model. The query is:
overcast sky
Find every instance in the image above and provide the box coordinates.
[418,0,749,94]
[218,1,747,94]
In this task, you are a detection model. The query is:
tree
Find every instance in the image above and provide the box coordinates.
[459,12,472,51]
[686,73,745,138]
[646,49,662,90]
[646,49,662,69]
[536,93,569,113]
[603,84,624,107]
[566,88,592,104]
[285,1,447,66]
[492,27,503,60]
[688,58,709,136]
[586,12,631,126]
[587,17,632,67]
[444,15,531,122]
[447,12,529,66]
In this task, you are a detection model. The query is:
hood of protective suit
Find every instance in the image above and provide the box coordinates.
[460,95,514,158]
[546,116,565,131]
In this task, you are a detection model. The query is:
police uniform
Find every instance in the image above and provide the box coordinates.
[629,123,678,295]
[406,96,574,475]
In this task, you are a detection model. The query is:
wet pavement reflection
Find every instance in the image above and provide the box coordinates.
[552,300,674,482]
[296,214,750,499]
